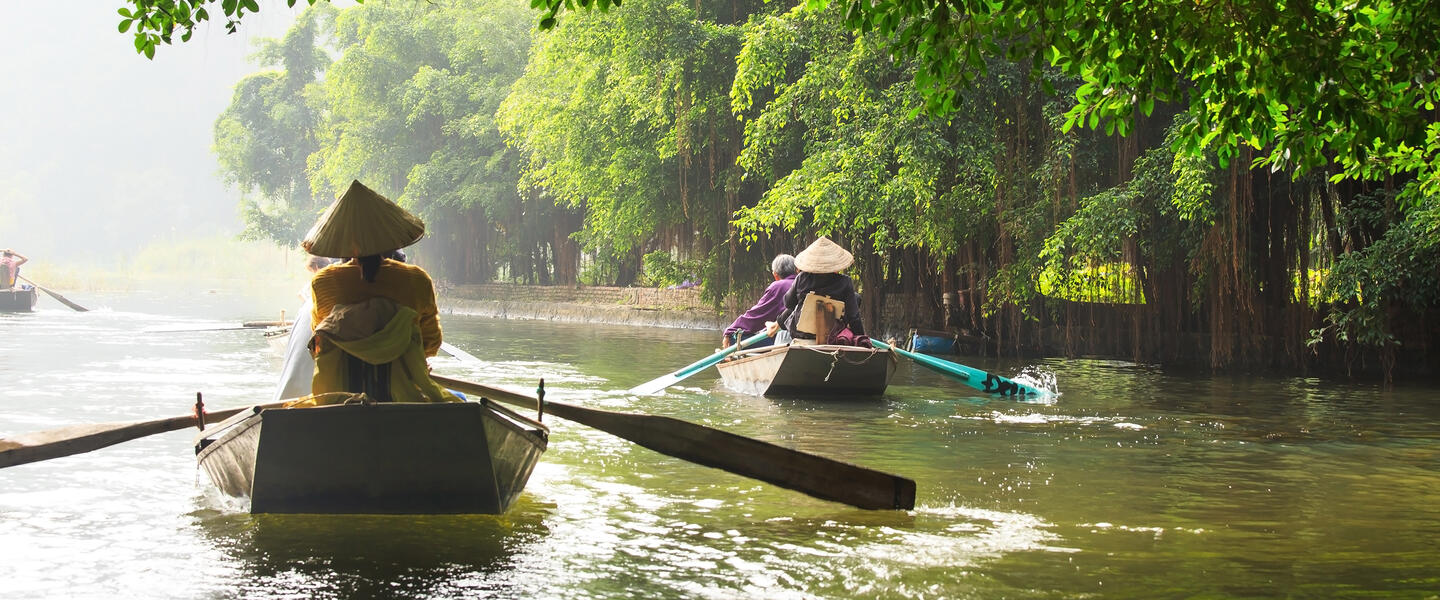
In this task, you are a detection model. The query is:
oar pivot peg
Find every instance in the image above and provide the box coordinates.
[193,393,206,430]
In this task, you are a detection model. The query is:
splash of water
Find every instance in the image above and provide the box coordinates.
[1011,366,1060,402]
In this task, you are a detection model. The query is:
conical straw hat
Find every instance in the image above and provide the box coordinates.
[302,180,425,258]
[793,236,854,273]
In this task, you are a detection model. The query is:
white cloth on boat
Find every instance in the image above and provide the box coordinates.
[273,298,316,402]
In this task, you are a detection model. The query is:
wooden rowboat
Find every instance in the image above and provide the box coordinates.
[195,400,548,514]
[909,328,957,354]
[715,344,897,398]
[0,287,37,312]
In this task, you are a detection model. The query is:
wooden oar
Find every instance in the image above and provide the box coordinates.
[627,331,771,395]
[0,399,287,469]
[433,374,916,510]
[870,338,1052,398]
[17,275,89,312]
[142,325,270,333]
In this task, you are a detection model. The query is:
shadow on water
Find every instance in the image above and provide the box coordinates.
[193,495,555,599]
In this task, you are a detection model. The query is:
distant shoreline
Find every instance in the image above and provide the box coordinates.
[442,283,727,331]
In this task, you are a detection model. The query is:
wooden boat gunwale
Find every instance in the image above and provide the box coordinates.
[716,343,897,397]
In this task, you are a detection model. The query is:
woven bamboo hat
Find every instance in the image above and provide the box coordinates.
[793,236,854,273]
[302,180,425,258]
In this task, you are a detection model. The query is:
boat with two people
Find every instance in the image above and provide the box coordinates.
[715,293,896,398]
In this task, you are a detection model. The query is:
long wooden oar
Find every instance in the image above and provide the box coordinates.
[433,374,915,510]
[17,275,89,312]
[871,338,1052,398]
[142,325,271,333]
[0,399,287,469]
[627,331,770,395]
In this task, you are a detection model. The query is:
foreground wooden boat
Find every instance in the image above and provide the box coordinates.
[715,344,897,398]
[0,287,37,312]
[195,400,548,514]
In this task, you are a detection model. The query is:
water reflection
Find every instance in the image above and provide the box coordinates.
[195,497,554,599]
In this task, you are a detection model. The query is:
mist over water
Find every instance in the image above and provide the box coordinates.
[0,5,307,268]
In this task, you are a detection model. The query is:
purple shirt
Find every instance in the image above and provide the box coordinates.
[725,275,796,337]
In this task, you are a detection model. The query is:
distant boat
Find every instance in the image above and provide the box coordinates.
[195,400,548,514]
[908,328,993,356]
[909,329,957,354]
[0,287,37,312]
[262,325,291,354]
[715,344,897,398]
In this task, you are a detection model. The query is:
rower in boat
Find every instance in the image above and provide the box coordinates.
[722,253,796,349]
[300,180,457,404]
[769,236,867,347]
[713,237,895,397]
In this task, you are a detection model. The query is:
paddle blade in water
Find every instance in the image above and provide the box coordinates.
[627,331,770,395]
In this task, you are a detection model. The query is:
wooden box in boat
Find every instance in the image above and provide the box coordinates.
[195,400,548,514]
[0,287,37,312]
[715,344,897,398]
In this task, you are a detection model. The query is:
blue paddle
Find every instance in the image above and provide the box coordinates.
[628,331,771,395]
[870,338,1052,398]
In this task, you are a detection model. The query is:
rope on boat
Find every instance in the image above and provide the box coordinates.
[796,345,883,382]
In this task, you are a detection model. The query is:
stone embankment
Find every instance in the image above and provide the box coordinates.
[443,283,729,330]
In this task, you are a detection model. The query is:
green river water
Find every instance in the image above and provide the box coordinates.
[2,285,1438,599]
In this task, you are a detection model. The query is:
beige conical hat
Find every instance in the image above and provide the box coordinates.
[793,236,854,273]
[302,180,425,258]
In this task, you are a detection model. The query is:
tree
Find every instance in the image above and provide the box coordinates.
[212,3,333,246]
[498,0,768,290]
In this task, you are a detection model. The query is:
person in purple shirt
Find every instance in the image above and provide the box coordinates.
[722,254,797,348]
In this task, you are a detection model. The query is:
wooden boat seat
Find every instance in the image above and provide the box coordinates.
[796,293,845,345]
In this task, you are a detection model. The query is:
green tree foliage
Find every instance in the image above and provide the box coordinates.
[730,5,1095,334]
[210,1,552,283]
[319,1,540,282]
[212,4,333,246]
[120,0,338,58]
[134,0,1440,373]
[499,0,767,290]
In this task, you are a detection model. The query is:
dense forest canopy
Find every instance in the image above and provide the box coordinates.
[117,0,1440,378]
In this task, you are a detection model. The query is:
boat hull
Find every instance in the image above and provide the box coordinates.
[715,344,896,398]
[195,400,548,514]
[0,288,37,312]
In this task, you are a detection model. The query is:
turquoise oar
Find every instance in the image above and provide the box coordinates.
[870,338,1051,398]
[628,331,771,395]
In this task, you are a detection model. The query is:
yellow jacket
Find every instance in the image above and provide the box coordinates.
[311,297,459,403]
[311,259,442,357]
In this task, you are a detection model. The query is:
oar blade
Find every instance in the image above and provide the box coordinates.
[626,372,688,396]
[626,331,771,396]
[432,374,916,510]
[872,339,1051,398]
[579,409,916,510]
[19,276,89,312]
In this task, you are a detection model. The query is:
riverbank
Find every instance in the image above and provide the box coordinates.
[443,283,729,330]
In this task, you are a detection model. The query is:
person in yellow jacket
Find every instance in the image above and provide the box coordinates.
[299,180,457,403]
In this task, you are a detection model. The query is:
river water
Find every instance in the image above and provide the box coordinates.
[2,284,1439,599]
